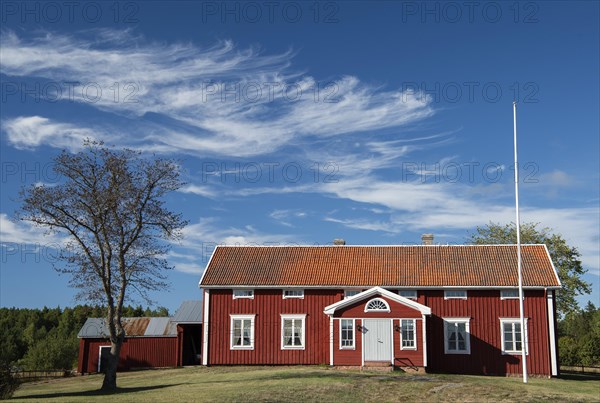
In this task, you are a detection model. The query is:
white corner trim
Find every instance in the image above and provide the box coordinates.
[422,314,428,367]
[202,289,210,366]
[329,317,334,366]
[360,319,365,367]
[390,318,395,365]
[547,291,558,376]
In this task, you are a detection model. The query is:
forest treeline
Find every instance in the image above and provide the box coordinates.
[0,305,169,371]
[558,302,600,367]
[1,303,599,371]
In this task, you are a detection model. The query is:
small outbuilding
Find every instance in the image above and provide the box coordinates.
[77,301,202,374]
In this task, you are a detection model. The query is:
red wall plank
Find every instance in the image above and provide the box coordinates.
[80,337,178,373]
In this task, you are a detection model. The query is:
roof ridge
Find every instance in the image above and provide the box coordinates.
[212,244,547,248]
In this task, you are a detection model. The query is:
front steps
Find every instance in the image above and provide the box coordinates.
[334,362,425,373]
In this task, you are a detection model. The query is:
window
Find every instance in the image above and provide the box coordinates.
[230,315,255,350]
[233,289,254,299]
[281,315,305,349]
[340,319,355,349]
[400,319,416,349]
[344,290,361,299]
[283,289,304,299]
[444,318,470,354]
[444,290,467,300]
[500,319,528,354]
[365,298,390,312]
[398,290,417,300]
[500,289,520,300]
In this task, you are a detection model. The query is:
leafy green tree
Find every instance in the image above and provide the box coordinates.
[20,330,78,370]
[469,222,591,317]
[0,363,20,400]
[558,336,578,366]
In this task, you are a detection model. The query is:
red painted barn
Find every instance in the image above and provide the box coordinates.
[78,301,203,373]
[199,241,561,376]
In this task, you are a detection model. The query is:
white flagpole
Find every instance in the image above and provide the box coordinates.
[513,101,528,383]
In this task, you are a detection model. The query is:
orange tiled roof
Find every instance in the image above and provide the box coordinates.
[200,245,560,288]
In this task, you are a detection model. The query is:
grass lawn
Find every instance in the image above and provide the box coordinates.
[11,366,600,402]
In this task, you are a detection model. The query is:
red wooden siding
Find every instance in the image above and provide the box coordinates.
[205,288,554,375]
[78,337,178,373]
[207,289,339,365]
[424,289,551,375]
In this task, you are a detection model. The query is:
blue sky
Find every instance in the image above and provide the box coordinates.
[1,1,598,313]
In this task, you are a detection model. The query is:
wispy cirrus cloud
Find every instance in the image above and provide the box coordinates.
[2,116,104,150]
[168,217,302,274]
[269,209,308,227]
[0,213,64,246]
[319,175,600,274]
[1,29,434,157]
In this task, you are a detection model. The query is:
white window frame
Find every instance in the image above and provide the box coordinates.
[500,318,529,355]
[398,290,418,300]
[339,319,355,350]
[230,314,255,350]
[233,289,254,299]
[364,298,391,313]
[281,314,306,350]
[400,319,417,350]
[444,290,467,300]
[283,289,304,299]
[344,290,361,299]
[443,318,471,354]
[500,289,520,300]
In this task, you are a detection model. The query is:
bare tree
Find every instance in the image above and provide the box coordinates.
[19,140,187,390]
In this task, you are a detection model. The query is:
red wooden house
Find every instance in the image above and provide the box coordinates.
[199,240,561,376]
[77,300,203,373]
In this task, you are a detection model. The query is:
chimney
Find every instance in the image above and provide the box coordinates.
[421,234,434,245]
[333,238,346,246]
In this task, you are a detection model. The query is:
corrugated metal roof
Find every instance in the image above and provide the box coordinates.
[172,300,203,323]
[78,317,177,338]
[200,245,561,288]
[145,317,176,336]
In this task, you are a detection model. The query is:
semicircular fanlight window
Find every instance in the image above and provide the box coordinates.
[365,298,390,312]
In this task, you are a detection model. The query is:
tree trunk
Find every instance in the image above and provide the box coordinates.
[100,339,123,391]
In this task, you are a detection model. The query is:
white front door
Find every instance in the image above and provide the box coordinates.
[363,319,392,362]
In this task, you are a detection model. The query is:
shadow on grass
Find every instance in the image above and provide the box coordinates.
[558,372,600,381]
[213,370,434,384]
[12,383,185,400]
